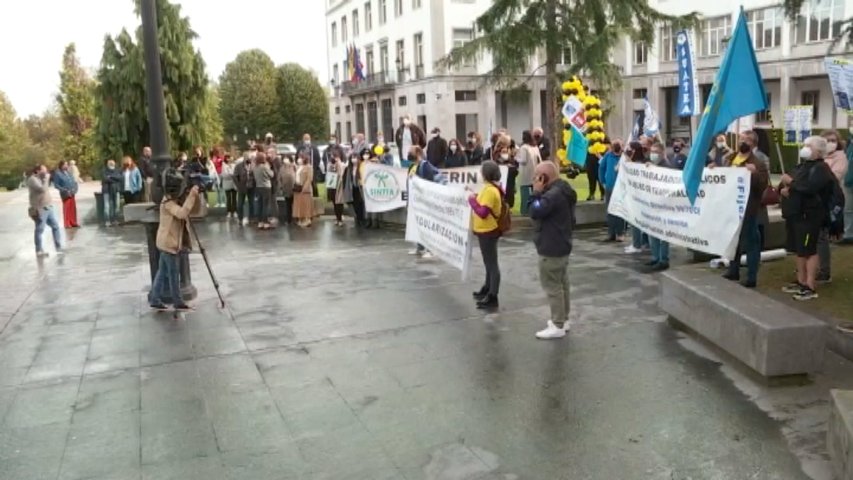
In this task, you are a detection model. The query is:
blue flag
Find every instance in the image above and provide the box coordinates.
[683,8,767,203]
[568,124,589,168]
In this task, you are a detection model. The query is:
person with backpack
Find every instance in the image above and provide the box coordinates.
[816,130,849,282]
[779,136,838,301]
[528,161,577,339]
[407,146,443,258]
[468,160,507,311]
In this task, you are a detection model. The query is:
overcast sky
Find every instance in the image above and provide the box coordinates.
[0,0,328,118]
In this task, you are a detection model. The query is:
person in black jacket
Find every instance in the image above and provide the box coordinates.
[533,127,551,162]
[426,128,448,168]
[528,161,577,340]
[779,136,837,301]
[465,131,484,165]
[445,138,468,168]
[101,159,123,226]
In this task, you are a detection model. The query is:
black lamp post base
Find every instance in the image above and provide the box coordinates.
[144,222,197,305]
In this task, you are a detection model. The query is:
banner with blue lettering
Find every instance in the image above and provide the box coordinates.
[676,30,699,117]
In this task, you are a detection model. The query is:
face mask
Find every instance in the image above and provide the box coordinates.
[403,119,411,126]
[827,141,838,153]
[613,146,622,154]
[673,146,682,153]
[650,153,661,163]
[377,137,384,144]
[716,141,726,149]
[330,138,336,144]
[500,153,509,161]
[304,140,311,146]
[362,154,370,160]
[799,146,813,160]
[738,142,751,154]
[450,145,457,152]
[431,133,438,139]
[407,154,417,162]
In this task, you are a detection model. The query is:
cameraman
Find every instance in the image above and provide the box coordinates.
[148,180,200,312]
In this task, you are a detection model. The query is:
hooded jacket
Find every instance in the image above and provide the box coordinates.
[156,192,198,255]
[529,179,577,257]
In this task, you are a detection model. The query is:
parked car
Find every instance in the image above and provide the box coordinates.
[276,143,296,156]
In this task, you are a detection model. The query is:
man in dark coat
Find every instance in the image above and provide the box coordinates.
[426,127,448,168]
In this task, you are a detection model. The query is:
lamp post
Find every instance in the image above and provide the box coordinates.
[137,0,196,301]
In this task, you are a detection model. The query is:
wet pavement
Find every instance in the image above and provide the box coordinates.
[1,189,852,480]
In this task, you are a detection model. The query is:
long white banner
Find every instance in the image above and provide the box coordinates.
[405,177,473,277]
[363,163,509,213]
[607,162,751,259]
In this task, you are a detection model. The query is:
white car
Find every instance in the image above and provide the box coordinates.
[276,143,296,156]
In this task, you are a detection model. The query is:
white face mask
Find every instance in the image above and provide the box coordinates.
[377,137,384,144]
[500,153,509,161]
[431,133,438,139]
[799,146,813,160]
[716,141,726,149]
[450,145,457,152]
[650,153,661,163]
[827,141,838,153]
[362,154,370,160]
[403,119,411,126]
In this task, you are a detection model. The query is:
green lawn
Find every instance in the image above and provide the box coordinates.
[756,245,853,324]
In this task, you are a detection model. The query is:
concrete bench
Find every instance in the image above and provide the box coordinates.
[659,269,827,378]
[830,390,853,480]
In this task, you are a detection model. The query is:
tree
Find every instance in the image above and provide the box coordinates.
[199,84,224,150]
[0,91,32,189]
[783,0,852,50]
[275,63,330,142]
[22,109,65,166]
[440,0,696,153]
[57,43,98,176]
[219,50,279,146]
[95,0,217,162]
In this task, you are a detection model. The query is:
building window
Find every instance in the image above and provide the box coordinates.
[396,39,405,70]
[416,93,426,104]
[699,15,732,57]
[379,0,387,25]
[417,115,427,132]
[341,17,348,42]
[335,122,341,140]
[398,96,407,106]
[796,0,844,44]
[413,0,422,8]
[414,33,424,79]
[748,7,783,50]
[365,46,374,77]
[352,10,359,37]
[331,22,338,47]
[364,2,373,32]
[395,0,403,17]
[455,90,477,102]
[633,42,648,65]
[355,103,365,135]
[380,44,389,73]
[455,113,478,142]
[345,105,352,113]
[802,90,820,121]
[633,88,648,99]
[452,29,475,67]
[335,106,341,114]
[333,64,339,85]
[558,46,572,65]
[381,99,393,140]
[346,121,352,142]
[660,26,677,62]
[755,93,772,123]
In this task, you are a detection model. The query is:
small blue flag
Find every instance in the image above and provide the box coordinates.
[683,8,768,203]
[568,124,589,168]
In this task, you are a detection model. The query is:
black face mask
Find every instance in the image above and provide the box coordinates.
[407,154,417,163]
[738,142,751,154]
[673,146,682,153]
[613,145,622,154]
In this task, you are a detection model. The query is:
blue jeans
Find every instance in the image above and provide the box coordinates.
[631,225,649,249]
[105,192,119,223]
[727,215,761,283]
[520,185,533,215]
[35,206,62,253]
[604,190,625,239]
[149,252,182,306]
[649,236,670,265]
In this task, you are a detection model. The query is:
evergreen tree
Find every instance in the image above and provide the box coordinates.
[219,50,279,147]
[57,43,98,176]
[276,63,330,142]
[783,0,852,49]
[95,0,217,162]
[440,0,695,150]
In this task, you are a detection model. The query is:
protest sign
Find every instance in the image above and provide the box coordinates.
[608,162,751,259]
[362,162,409,213]
[825,57,853,113]
[783,106,813,146]
[440,165,509,193]
[405,177,473,276]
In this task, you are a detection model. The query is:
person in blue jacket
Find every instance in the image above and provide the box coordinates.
[121,156,144,205]
[599,139,625,242]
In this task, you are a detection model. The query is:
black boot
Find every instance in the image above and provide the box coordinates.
[476,294,499,310]
[472,286,488,300]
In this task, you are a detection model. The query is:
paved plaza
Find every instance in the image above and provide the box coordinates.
[0,189,851,480]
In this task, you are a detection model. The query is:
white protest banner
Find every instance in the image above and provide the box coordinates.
[608,162,751,259]
[362,162,409,213]
[783,105,813,146]
[825,57,853,113]
[440,165,509,193]
[405,177,473,277]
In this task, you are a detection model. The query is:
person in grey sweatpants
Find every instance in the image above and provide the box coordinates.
[528,162,577,340]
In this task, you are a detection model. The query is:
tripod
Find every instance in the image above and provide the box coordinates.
[186,219,226,308]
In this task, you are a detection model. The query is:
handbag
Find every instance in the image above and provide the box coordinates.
[28,207,40,222]
[325,171,339,189]
[761,185,780,206]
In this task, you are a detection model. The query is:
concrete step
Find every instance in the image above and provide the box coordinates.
[829,389,853,480]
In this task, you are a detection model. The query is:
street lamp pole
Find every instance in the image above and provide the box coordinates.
[138,0,196,301]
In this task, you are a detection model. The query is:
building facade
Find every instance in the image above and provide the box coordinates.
[326,0,851,148]
[325,0,554,145]
[609,0,852,143]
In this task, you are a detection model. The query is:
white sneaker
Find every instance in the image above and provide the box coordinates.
[36,251,49,258]
[624,246,642,254]
[408,249,420,255]
[421,252,433,259]
[535,321,567,340]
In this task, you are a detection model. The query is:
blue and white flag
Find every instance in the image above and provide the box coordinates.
[642,98,660,137]
[676,30,700,117]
